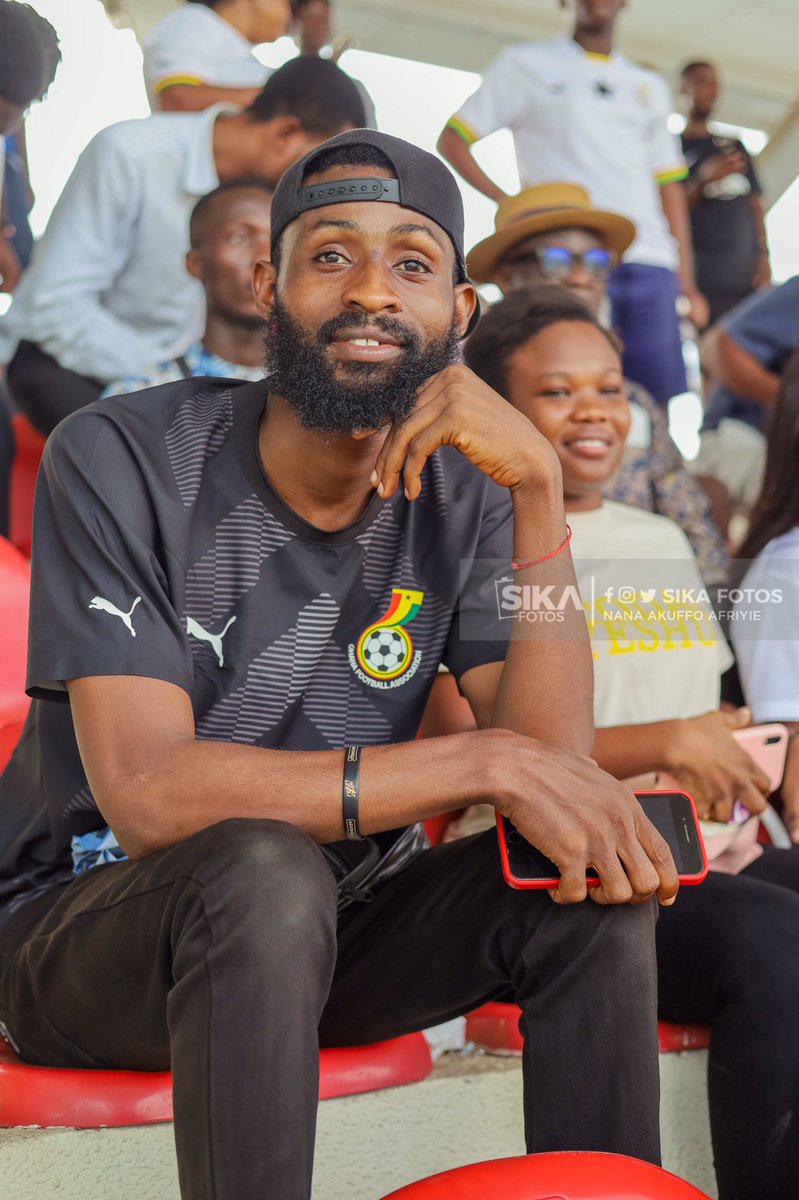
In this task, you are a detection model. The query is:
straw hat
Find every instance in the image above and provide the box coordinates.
[467,183,636,283]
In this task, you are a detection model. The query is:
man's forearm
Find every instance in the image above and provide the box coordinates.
[593,721,679,780]
[437,126,507,204]
[490,480,594,755]
[713,331,780,409]
[660,180,697,291]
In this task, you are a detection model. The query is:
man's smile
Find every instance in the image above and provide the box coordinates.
[328,325,407,364]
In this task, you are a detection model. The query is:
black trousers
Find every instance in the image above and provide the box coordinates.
[6,340,102,436]
[0,820,661,1200]
[656,847,799,1200]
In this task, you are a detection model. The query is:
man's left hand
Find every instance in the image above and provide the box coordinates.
[370,363,560,500]
[683,287,710,332]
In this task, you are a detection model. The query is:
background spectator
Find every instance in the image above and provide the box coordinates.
[103,181,272,397]
[696,276,799,510]
[681,61,771,326]
[0,56,365,434]
[143,0,291,112]
[733,346,799,840]
[0,0,60,292]
[467,183,728,586]
[438,0,707,405]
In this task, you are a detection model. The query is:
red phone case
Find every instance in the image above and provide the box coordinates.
[496,790,709,891]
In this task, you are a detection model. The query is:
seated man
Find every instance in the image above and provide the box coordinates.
[467,183,728,588]
[0,55,365,434]
[697,277,799,510]
[0,130,676,1197]
[103,180,273,396]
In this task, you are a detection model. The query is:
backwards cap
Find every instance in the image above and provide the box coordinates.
[269,129,477,334]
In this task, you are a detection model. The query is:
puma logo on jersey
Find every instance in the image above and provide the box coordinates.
[89,595,142,637]
[186,615,237,667]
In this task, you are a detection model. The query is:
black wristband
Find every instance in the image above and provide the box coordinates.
[343,746,363,841]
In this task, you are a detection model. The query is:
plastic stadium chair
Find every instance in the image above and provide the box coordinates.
[0,1032,433,1129]
[380,1152,712,1199]
[9,414,45,559]
[466,1002,710,1055]
[0,536,30,723]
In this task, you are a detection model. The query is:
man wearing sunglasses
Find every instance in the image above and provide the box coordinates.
[467,183,728,590]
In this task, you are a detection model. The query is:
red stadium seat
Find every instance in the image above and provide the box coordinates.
[380,1152,712,1198]
[379,1147,710,1195]
[466,1003,710,1055]
[0,719,25,772]
[0,1032,433,1129]
[9,415,45,560]
[0,536,30,724]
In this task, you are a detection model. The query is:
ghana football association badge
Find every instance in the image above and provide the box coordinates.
[348,588,424,689]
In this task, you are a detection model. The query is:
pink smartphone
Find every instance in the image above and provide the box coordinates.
[732,724,789,792]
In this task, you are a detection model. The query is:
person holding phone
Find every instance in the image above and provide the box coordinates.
[451,285,799,1200]
[680,61,770,327]
[733,347,799,844]
[0,132,679,1198]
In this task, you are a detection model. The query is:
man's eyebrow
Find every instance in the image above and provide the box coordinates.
[389,222,447,250]
[306,218,361,235]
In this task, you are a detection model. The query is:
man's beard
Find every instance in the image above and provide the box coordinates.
[263,297,460,435]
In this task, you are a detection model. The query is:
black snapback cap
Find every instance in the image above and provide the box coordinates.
[269,129,478,334]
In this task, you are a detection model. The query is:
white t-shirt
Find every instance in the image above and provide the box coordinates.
[732,528,799,722]
[142,4,270,109]
[569,502,732,727]
[452,36,686,269]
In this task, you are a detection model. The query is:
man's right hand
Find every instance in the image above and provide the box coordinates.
[485,730,679,908]
[697,150,748,186]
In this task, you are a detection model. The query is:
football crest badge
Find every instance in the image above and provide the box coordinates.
[349,588,424,689]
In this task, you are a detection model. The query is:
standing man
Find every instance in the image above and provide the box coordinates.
[0,55,365,434]
[438,0,707,405]
[143,0,291,113]
[0,130,677,1198]
[681,61,771,326]
[103,180,273,397]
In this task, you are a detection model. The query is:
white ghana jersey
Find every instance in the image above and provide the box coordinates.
[451,35,687,269]
[0,379,512,924]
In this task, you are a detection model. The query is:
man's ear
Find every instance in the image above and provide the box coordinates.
[453,281,479,339]
[253,257,278,317]
[185,248,204,282]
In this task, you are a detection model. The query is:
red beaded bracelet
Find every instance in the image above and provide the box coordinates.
[511,524,573,571]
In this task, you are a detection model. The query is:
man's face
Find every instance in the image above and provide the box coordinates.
[254,163,476,434]
[0,96,24,138]
[564,0,626,28]
[294,0,332,54]
[495,227,611,316]
[682,65,719,119]
[188,189,272,326]
[249,0,292,43]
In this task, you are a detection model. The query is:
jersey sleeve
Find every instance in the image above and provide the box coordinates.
[26,410,195,701]
[447,48,531,143]
[442,480,513,679]
[647,74,688,185]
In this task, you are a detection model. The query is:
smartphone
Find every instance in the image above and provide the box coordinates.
[733,724,788,792]
[497,790,708,891]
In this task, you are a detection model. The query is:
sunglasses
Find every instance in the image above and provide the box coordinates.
[506,245,617,281]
